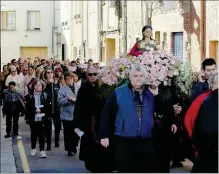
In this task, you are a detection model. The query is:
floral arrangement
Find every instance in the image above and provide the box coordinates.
[172,60,198,96]
[97,44,197,100]
[99,58,131,86]
[100,49,182,87]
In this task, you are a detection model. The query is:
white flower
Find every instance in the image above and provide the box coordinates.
[173,70,179,76]
[146,46,150,51]
[150,47,154,51]
[163,81,168,86]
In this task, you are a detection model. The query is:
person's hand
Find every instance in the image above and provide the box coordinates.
[198,72,206,83]
[100,138,109,148]
[173,104,182,115]
[67,96,73,101]
[36,108,41,113]
[74,128,80,134]
[148,85,158,96]
[171,124,177,134]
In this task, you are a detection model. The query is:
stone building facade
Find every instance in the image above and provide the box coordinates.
[150,1,202,70]
[205,1,219,62]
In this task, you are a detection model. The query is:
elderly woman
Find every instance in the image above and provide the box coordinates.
[100,64,158,173]
[5,65,23,92]
[57,72,79,156]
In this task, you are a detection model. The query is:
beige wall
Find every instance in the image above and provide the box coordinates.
[205,1,219,61]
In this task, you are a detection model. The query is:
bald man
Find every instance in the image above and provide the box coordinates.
[73,65,113,172]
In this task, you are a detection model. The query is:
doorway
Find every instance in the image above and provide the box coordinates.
[209,41,218,62]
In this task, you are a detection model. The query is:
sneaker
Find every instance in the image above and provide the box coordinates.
[46,146,51,151]
[30,149,37,156]
[39,151,47,158]
[4,134,11,138]
[13,132,20,136]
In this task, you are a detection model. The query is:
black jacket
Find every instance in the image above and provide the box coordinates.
[25,93,49,125]
[192,89,218,152]
[44,82,60,114]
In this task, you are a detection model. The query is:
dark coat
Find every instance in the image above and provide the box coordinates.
[154,85,176,132]
[73,81,114,172]
[44,82,60,114]
[73,81,102,161]
[25,93,49,125]
[192,89,218,152]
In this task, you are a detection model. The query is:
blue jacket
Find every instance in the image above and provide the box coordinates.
[100,84,154,139]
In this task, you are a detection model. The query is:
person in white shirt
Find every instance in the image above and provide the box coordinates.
[5,66,23,93]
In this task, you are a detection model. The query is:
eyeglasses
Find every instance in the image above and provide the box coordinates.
[88,73,98,77]
[46,71,53,74]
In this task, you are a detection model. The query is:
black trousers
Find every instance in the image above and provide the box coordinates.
[191,151,218,173]
[30,122,45,151]
[6,113,19,134]
[62,120,79,153]
[44,112,61,147]
[114,136,156,173]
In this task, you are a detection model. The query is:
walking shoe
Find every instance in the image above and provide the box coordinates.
[67,151,76,156]
[46,146,51,151]
[39,151,47,158]
[30,149,37,156]
[13,132,20,136]
[4,134,11,138]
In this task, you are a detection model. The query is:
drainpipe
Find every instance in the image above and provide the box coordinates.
[52,1,55,57]
[81,1,84,62]
[86,1,89,60]
[145,1,149,25]
[98,1,103,62]
[123,0,127,54]
[200,0,206,60]
[141,0,144,26]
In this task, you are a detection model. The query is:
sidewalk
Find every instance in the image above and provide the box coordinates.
[1,112,17,173]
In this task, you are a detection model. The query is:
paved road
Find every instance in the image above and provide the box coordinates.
[13,117,86,173]
[12,116,193,173]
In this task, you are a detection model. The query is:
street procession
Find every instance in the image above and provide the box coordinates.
[0,0,218,173]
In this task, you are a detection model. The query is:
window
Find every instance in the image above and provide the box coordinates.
[1,11,16,30]
[27,11,40,30]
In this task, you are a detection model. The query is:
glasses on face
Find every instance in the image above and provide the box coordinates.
[88,73,98,77]
[46,71,53,74]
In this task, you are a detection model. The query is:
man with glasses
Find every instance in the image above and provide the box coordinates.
[73,65,112,172]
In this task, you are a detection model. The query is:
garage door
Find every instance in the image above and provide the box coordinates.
[20,47,48,59]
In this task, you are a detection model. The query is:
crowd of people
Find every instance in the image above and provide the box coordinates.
[0,55,218,173]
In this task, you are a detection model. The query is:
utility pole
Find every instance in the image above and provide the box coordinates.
[98,1,103,62]
[81,1,84,62]
[123,0,127,54]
